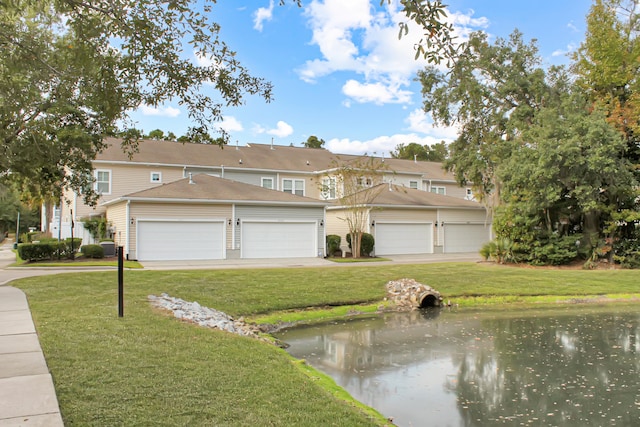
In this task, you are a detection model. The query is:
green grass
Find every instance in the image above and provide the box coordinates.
[327,257,392,263]
[11,262,640,426]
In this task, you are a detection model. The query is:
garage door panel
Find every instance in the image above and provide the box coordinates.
[138,221,224,261]
[444,224,490,253]
[242,222,316,258]
[375,223,432,255]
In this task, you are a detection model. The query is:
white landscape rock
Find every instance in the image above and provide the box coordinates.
[148,293,263,339]
[385,278,443,311]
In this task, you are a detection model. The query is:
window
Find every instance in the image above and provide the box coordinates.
[283,178,304,196]
[321,177,337,199]
[150,172,162,183]
[261,177,274,190]
[358,177,373,188]
[430,186,446,195]
[465,188,474,200]
[409,181,419,189]
[95,170,111,195]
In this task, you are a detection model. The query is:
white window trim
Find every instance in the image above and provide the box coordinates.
[321,177,337,200]
[150,171,162,183]
[94,169,112,195]
[261,177,274,190]
[409,180,419,189]
[430,186,446,195]
[282,178,305,196]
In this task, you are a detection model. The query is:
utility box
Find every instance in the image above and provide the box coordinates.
[100,241,116,257]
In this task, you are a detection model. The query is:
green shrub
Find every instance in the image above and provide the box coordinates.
[530,234,580,266]
[17,241,65,261]
[326,235,341,256]
[81,244,105,259]
[346,232,375,256]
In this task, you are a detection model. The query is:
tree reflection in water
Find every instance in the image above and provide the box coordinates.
[277,306,640,427]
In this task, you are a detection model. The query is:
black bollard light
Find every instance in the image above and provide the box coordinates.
[118,246,124,317]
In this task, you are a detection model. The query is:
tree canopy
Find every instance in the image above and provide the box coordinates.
[391,141,448,161]
[302,135,326,149]
[418,12,640,266]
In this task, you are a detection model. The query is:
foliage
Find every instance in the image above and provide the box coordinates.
[346,232,375,257]
[81,216,111,240]
[17,238,81,261]
[0,183,40,236]
[326,234,341,256]
[302,135,325,149]
[0,0,275,206]
[391,141,448,161]
[419,26,640,267]
[80,244,105,259]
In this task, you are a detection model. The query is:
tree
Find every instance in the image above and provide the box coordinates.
[328,156,387,258]
[1,0,275,206]
[391,141,448,161]
[303,135,325,149]
[147,129,165,140]
[419,29,639,265]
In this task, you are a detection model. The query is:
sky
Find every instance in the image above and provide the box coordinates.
[128,0,594,156]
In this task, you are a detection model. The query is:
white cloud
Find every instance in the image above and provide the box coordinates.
[405,109,458,139]
[218,116,244,133]
[253,1,274,31]
[552,42,577,57]
[265,121,294,138]
[140,104,181,118]
[326,132,452,157]
[342,79,412,105]
[298,1,489,106]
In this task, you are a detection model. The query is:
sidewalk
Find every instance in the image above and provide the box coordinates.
[0,286,64,426]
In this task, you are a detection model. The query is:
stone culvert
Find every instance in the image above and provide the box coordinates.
[385,278,443,311]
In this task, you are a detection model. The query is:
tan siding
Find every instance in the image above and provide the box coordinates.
[325,210,352,249]
[128,203,232,258]
[441,208,489,223]
[72,164,185,219]
[106,202,128,249]
[372,208,437,223]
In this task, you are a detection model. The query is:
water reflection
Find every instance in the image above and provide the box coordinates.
[275,306,640,426]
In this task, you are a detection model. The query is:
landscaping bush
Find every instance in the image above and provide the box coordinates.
[16,238,82,261]
[326,235,341,256]
[17,241,65,261]
[346,232,375,256]
[81,244,105,259]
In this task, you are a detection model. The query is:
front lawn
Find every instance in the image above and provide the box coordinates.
[13,263,640,426]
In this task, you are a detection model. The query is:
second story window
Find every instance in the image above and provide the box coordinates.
[95,170,111,195]
[283,178,304,196]
[261,177,274,190]
[321,177,337,199]
[150,172,162,183]
[357,177,373,188]
[430,186,446,195]
[409,180,419,189]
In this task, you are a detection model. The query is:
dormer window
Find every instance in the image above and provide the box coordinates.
[150,172,162,183]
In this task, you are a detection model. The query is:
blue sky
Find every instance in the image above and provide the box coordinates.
[129,0,593,156]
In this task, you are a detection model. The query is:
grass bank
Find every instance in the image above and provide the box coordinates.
[12,262,640,425]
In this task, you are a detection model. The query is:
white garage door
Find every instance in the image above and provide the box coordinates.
[242,221,316,258]
[444,224,490,253]
[137,220,225,261]
[375,223,433,255]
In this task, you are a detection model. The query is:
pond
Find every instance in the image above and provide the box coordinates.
[275,305,640,426]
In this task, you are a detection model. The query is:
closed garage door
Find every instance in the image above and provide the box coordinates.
[444,224,490,253]
[137,220,225,261]
[375,223,433,255]
[242,221,316,258]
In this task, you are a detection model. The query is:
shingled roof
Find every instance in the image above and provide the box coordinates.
[101,173,328,206]
[330,183,483,209]
[97,137,454,180]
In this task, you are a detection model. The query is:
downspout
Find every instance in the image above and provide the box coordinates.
[221,164,224,179]
[231,204,236,250]
[126,200,131,259]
